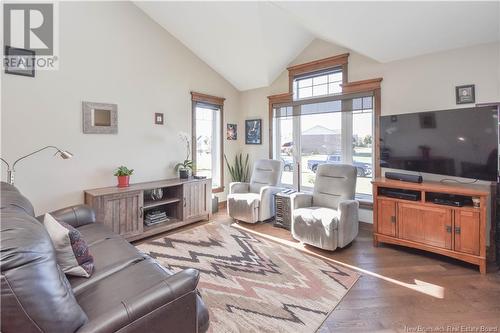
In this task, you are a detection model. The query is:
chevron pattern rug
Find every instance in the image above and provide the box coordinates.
[136,223,359,333]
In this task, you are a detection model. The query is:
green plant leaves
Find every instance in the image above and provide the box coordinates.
[175,159,193,171]
[224,153,249,182]
[114,166,134,176]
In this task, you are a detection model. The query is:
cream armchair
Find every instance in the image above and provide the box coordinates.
[227,159,284,223]
[291,164,359,251]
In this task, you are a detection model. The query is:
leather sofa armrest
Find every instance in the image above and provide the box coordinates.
[229,182,250,194]
[290,193,313,210]
[337,200,359,247]
[46,205,96,228]
[76,269,201,333]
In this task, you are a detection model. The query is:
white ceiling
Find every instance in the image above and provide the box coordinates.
[135,1,500,91]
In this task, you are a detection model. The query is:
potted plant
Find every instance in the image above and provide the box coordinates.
[175,132,193,179]
[114,166,134,187]
[175,160,193,179]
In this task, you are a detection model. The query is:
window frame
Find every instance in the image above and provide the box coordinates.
[269,53,382,206]
[191,92,225,193]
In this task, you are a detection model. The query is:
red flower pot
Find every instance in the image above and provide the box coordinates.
[117,175,130,188]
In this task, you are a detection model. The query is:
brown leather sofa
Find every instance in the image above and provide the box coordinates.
[0,182,209,333]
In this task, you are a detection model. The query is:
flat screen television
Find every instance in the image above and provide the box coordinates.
[380,106,498,181]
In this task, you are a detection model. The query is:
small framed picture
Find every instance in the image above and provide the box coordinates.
[4,46,35,77]
[456,84,475,104]
[245,119,262,145]
[155,113,164,125]
[227,123,237,140]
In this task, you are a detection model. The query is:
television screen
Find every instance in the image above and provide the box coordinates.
[380,106,498,181]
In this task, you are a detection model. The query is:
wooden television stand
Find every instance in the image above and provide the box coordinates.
[372,177,490,274]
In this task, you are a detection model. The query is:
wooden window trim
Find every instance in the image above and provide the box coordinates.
[191,91,225,193]
[267,93,293,159]
[340,78,383,94]
[287,53,349,92]
[191,92,225,106]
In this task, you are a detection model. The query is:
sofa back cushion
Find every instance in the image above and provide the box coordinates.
[0,182,35,216]
[313,164,357,209]
[1,190,88,333]
[249,159,283,193]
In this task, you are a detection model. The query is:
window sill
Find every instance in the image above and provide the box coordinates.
[356,193,373,210]
[212,186,225,194]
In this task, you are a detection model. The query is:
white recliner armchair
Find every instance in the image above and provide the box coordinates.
[227,159,284,223]
[291,164,359,251]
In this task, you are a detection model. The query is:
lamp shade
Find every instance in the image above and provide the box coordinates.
[59,150,73,159]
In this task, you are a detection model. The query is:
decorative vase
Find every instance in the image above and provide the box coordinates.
[117,175,130,187]
[179,169,190,179]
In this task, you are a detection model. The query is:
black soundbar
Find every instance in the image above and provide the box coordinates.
[385,172,423,183]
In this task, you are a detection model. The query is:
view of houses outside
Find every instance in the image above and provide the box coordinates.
[279,110,373,195]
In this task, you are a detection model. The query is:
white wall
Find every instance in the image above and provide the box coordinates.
[239,39,500,223]
[1,1,241,214]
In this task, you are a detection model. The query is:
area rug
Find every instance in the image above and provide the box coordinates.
[136,224,359,333]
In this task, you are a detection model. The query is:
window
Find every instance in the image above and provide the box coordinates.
[272,95,374,198]
[191,92,224,192]
[293,69,343,100]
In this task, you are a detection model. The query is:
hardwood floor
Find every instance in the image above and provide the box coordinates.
[136,211,500,333]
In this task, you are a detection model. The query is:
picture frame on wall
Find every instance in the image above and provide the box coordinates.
[82,101,118,134]
[227,123,237,140]
[4,46,36,77]
[455,84,475,104]
[155,113,164,125]
[245,119,262,144]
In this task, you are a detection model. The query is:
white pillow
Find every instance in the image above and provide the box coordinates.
[43,213,94,277]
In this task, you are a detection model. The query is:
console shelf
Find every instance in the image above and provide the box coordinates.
[372,177,490,274]
[144,197,181,209]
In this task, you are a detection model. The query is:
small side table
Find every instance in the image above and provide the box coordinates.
[274,189,296,230]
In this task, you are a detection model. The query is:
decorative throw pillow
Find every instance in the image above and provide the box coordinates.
[43,213,94,277]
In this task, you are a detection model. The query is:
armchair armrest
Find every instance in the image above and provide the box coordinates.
[290,192,313,210]
[77,268,201,333]
[229,182,250,194]
[259,185,286,221]
[46,205,96,228]
[337,200,359,248]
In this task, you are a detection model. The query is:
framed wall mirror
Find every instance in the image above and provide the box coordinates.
[83,101,118,134]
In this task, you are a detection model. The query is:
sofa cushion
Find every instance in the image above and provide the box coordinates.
[76,259,172,319]
[43,213,94,277]
[77,223,120,246]
[292,207,339,251]
[293,207,339,228]
[227,192,260,222]
[69,235,147,294]
[0,207,88,333]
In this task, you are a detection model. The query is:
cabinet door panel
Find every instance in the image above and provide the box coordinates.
[183,181,209,220]
[102,191,143,238]
[377,199,396,237]
[399,203,452,249]
[454,210,480,255]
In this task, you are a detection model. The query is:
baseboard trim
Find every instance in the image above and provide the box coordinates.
[218,200,227,210]
[359,221,373,231]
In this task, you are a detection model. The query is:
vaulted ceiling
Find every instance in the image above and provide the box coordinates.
[135,1,500,91]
